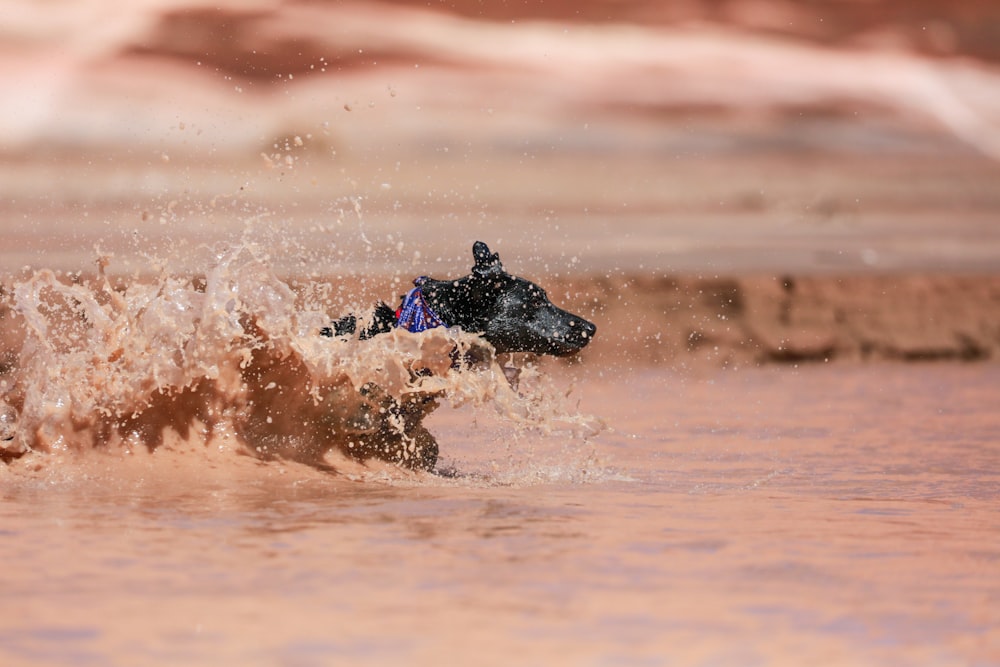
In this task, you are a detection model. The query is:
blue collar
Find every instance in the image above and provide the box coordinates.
[395,277,445,332]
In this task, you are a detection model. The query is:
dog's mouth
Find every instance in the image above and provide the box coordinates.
[483,313,596,357]
[549,341,589,357]
[490,336,589,357]
[536,325,596,357]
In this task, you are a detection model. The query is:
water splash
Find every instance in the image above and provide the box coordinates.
[2,243,599,473]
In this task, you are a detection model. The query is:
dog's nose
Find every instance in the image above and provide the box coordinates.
[571,318,597,342]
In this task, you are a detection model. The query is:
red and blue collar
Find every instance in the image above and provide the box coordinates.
[395,277,445,332]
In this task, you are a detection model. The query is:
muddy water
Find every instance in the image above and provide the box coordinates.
[2,362,997,666]
[4,1,1000,662]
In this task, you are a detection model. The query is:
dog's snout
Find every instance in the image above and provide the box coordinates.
[567,317,596,345]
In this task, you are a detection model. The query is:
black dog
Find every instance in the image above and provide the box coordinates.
[323,241,596,470]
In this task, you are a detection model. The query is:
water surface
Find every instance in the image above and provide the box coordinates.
[3,363,997,666]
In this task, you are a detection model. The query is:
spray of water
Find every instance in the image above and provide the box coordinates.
[1,243,600,476]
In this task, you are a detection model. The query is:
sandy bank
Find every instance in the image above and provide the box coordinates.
[3,272,998,379]
[552,272,1000,368]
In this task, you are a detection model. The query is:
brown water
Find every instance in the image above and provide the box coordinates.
[2,360,998,666]
[2,159,999,665]
[3,143,998,664]
[4,1,1000,663]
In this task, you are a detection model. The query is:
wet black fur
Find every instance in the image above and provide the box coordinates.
[325,241,596,355]
[323,241,596,471]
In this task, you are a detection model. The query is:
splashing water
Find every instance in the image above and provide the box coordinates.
[1,243,599,472]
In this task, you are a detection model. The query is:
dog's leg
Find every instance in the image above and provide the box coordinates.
[322,302,396,339]
[346,385,440,471]
[319,315,356,338]
[359,303,397,339]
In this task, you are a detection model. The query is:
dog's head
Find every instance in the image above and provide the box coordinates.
[431,242,597,357]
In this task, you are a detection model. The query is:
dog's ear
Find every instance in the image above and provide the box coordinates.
[472,241,503,276]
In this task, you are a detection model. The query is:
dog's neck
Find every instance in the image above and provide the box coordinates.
[415,275,499,334]
[346,275,499,341]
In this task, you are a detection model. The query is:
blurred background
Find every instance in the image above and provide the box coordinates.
[2,0,1000,276]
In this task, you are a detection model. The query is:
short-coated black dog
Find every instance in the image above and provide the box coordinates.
[323,241,596,470]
